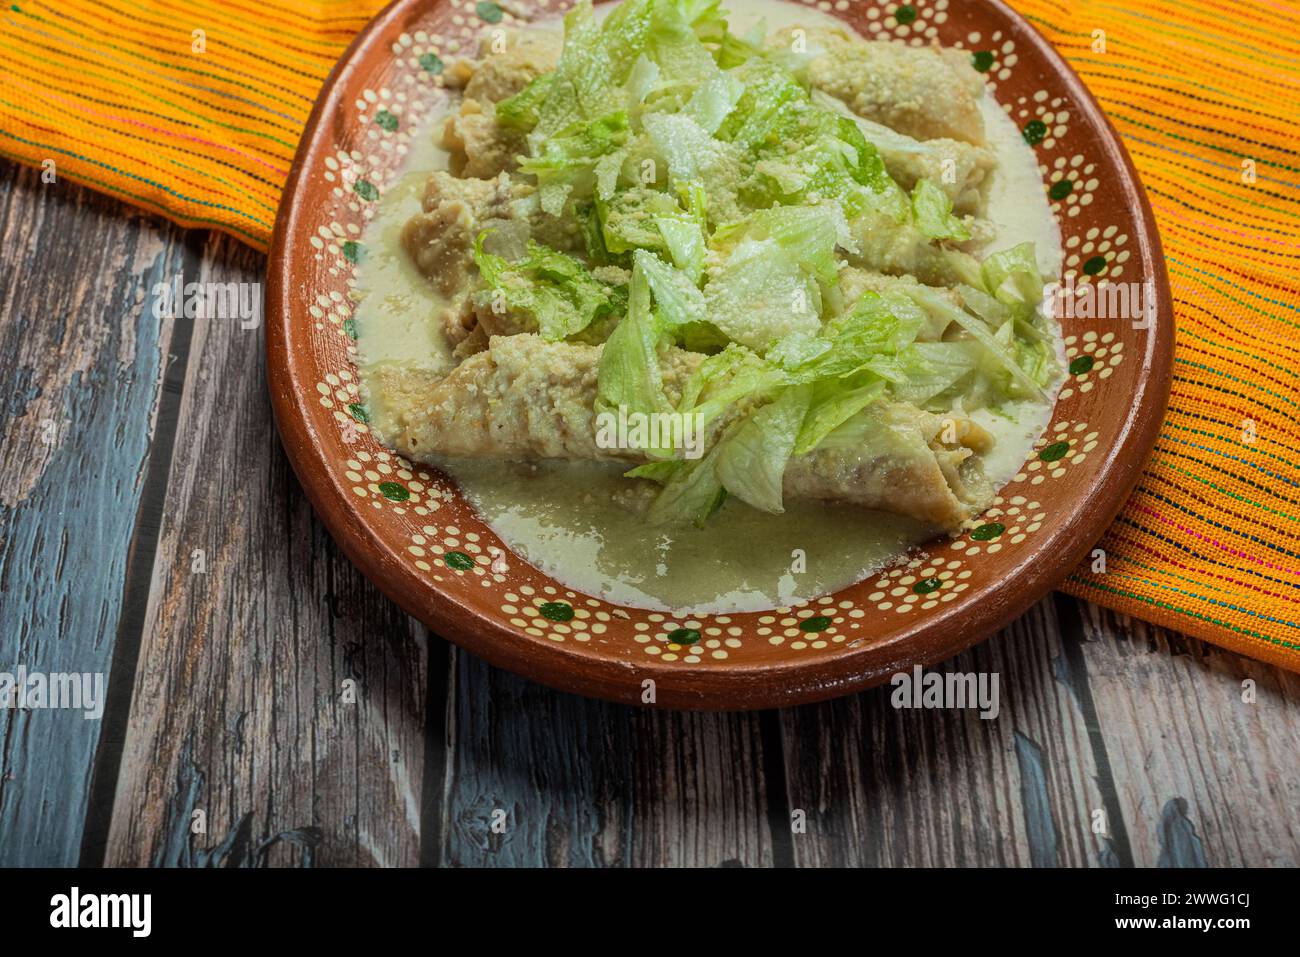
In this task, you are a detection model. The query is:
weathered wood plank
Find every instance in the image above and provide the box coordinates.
[440,647,776,867]
[0,164,183,866]
[777,598,1118,866]
[102,235,433,867]
[1071,601,1300,867]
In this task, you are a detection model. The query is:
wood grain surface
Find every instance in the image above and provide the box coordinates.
[1,169,1297,868]
[0,164,184,867]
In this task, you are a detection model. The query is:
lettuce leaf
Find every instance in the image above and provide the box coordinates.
[793,373,886,455]
[715,57,807,150]
[643,444,728,526]
[889,342,979,406]
[473,234,619,341]
[495,74,555,131]
[634,248,706,327]
[598,186,683,255]
[714,204,855,283]
[767,331,832,370]
[596,257,671,416]
[641,112,743,212]
[714,384,812,512]
[524,0,653,146]
[654,216,706,282]
[702,237,822,350]
[786,292,914,380]
[675,343,787,431]
[684,71,745,134]
[739,96,907,220]
[644,0,722,87]
[904,283,1049,400]
[911,178,971,241]
[956,282,1011,327]
[519,111,630,215]
[981,242,1044,310]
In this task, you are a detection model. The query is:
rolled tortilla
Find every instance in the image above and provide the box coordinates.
[812,90,994,215]
[368,334,990,528]
[768,27,987,145]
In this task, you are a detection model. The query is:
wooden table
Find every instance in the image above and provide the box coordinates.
[2,163,1297,869]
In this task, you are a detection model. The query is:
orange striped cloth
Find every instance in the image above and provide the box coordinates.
[3,0,1298,672]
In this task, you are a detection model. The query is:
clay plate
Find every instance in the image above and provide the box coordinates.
[267,0,1172,709]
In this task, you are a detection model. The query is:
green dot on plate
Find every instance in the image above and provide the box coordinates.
[1039,441,1070,462]
[347,402,368,423]
[894,5,917,24]
[799,615,832,632]
[667,627,701,645]
[418,52,444,75]
[913,577,942,595]
[539,601,574,622]
[353,179,378,201]
[1022,120,1048,145]
[444,551,474,570]
[971,522,1005,542]
[1069,355,1095,375]
[1083,255,1107,276]
[476,1,503,23]
[342,318,358,340]
[1049,179,1073,200]
[341,240,362,264]
[374,109,398,132]
[971,51,995,72]
[377,481,408,501]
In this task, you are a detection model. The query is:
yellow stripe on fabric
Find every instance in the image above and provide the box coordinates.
[1019,0,1300,672]
[0,0,387,248]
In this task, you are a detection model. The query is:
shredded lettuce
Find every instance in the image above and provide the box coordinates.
[890,342,978,406]
[684,72,745,134]
[654,216,706,282]
[785,292,916,381]
[715,57,807,150]
[642,443,728,526]
[519,111,630,215]
[904,284,1050,400]
[793,374,885,456]
[635,248,706,327]
[473,234,619,341]
[495,74,555,131]
[703,237,822,350]
[595,256,670,416]
[644,0,722,87]
[714,204,855,283]
[767,331,832,370]
[956,282,1011,327]
[642,112,719,186]
[911,178,971,241]
[598,186,685,257]
[981,242,1045,310]
[626,54,662,105]
[466,1,1065,523]
[714,384,812,513]
[675,343,786,432]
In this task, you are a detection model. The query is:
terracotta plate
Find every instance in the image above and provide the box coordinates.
[267,0,1172,708]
